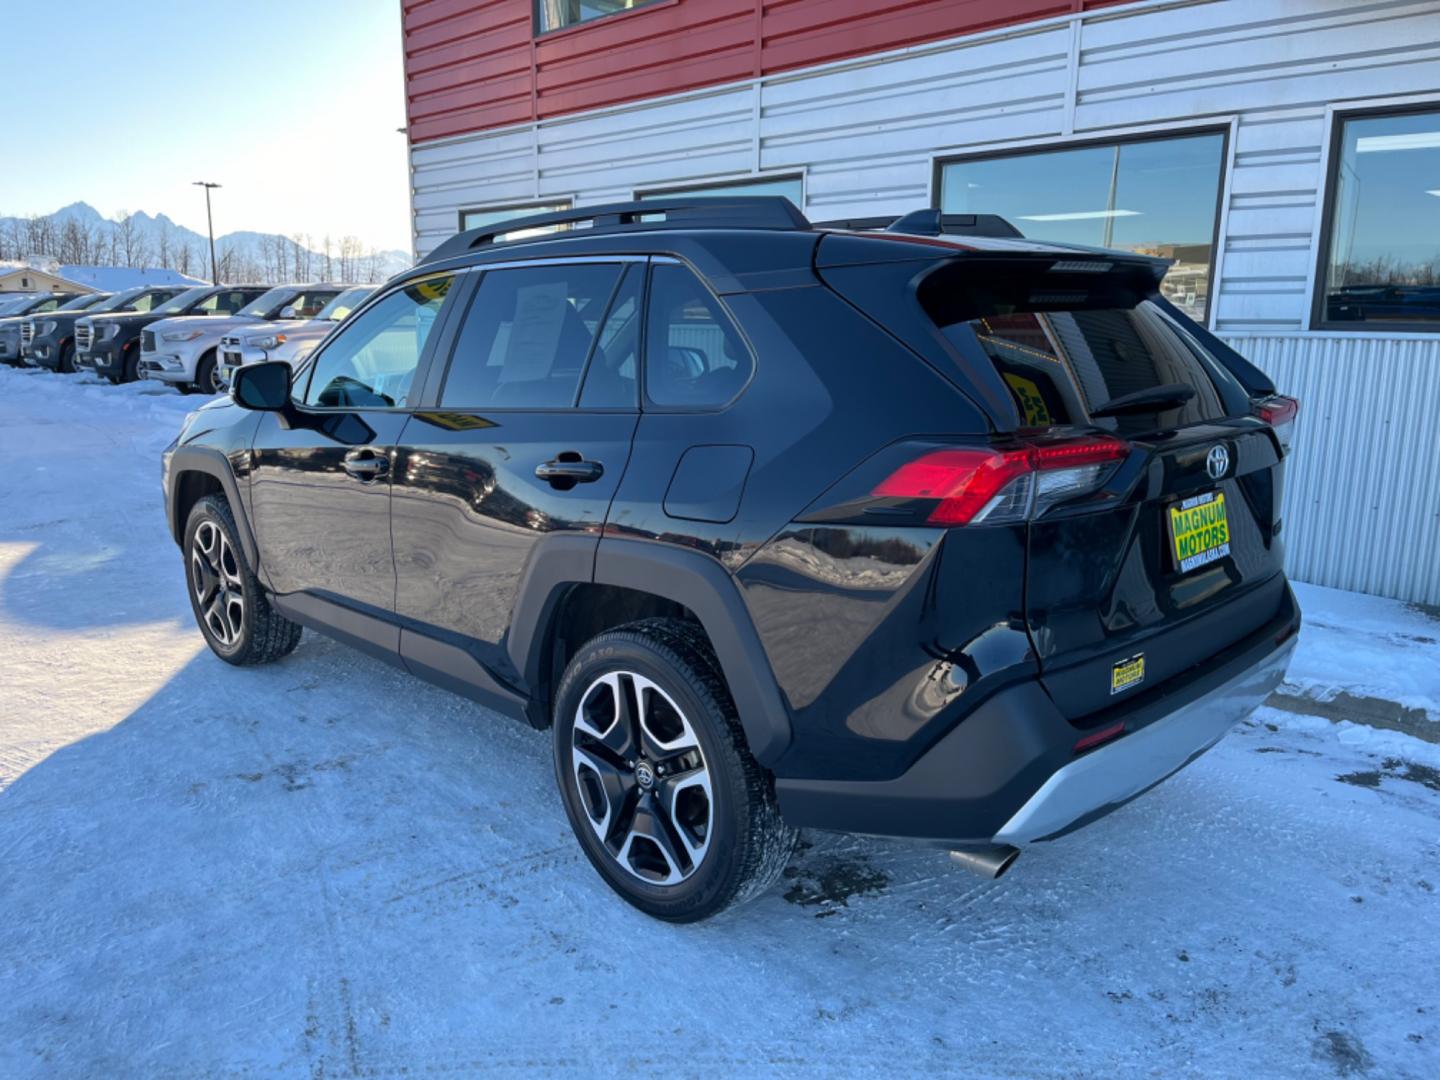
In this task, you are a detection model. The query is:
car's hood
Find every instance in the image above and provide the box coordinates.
[80,311,155,327]
[147,314,260,339]
[227,317,335,343]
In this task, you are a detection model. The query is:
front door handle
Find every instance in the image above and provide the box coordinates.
[535,455,604,486]
[342,449,389,482]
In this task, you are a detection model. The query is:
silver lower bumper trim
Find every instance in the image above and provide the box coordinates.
[994,637,1296,846]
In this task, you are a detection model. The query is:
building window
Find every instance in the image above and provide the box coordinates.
[639,175,804,210]
[459,202,572,240]
[536,0,662,34]
[938,131,1226,323]
[1317,106,1440,331]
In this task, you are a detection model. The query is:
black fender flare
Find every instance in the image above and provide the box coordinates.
[166,445,259,568]
[594,539,793,765]
[506,535,793,765]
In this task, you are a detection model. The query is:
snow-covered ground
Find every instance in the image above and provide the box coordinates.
[1,363,1437,1079]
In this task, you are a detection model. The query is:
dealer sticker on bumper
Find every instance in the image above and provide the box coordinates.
[1169,491,1231,573]
[1111,653,1145,695]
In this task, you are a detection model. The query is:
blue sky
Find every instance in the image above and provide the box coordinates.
[0,0,411,252]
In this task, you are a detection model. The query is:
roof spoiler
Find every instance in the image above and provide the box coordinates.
[814,210,1023,239]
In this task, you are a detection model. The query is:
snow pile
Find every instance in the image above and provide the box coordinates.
[57,265,208,292]
[1,364,1437,1077]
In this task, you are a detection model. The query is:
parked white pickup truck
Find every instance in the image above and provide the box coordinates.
[140,284,346,394]
[216,285,374,389]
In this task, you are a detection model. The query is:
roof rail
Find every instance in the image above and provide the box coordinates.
[420,197,812,266]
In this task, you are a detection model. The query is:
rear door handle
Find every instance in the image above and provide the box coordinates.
[535,456,604,485]
[343,449,389,482]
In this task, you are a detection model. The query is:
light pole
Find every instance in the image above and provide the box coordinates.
[193,181,221,284]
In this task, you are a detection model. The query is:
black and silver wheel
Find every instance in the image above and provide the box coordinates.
[183,495,303,665]
[59,342,79,374]
[190,519,245,648]
[553,618,798,922]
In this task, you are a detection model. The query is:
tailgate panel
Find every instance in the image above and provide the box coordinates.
[1027,424,1287,721]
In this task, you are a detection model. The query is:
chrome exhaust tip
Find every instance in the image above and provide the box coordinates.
[948,845,1020,879]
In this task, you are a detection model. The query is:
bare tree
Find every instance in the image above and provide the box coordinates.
[156,222,173,271]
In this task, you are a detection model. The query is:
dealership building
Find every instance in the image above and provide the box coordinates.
[401,0,1440,605]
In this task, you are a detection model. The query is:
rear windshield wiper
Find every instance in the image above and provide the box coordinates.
[1089,383,1196,418]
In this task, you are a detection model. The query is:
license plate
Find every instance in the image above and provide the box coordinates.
[1169,491,1230,573]
[1111,653,1145,695]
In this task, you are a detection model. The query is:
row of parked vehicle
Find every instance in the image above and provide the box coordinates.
[0,282,374,393]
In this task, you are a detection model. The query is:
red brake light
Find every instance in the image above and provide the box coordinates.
[1253,394,1298,427]
[1252,394,1299,452]
[873,447,1030,526]
[873,435,1130,526]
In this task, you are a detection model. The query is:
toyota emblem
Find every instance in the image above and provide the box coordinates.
[1206,444,1230,481]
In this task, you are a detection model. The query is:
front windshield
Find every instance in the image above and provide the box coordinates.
[152,287,213,316]
[317,286,374,321]
[0,296,28,315]
[58,293,105,312]
[238,287,295,319]
[89,288,143,312]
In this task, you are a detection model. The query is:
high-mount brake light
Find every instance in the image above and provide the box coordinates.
[1252,394,1299,452]
[873,435,1130,527]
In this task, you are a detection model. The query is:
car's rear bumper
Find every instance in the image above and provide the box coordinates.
[775,582,1300,847]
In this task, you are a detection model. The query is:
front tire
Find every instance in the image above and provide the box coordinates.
[194,350,221,395]
[183,495,302,665]
[59,342,78,374]
[553,618,798,922]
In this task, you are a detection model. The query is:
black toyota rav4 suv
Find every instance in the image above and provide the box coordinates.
[162,199,1301,921]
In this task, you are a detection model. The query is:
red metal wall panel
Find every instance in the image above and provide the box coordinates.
[403,0,1131,143]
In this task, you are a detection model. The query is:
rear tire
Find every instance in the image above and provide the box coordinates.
[552,618,798,922]
[183,495,302,666]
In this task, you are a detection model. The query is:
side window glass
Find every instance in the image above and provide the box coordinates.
[440,264,621,409]
[215,291,251,315]
[644,264,752,407]
[289,291,333,317]
[303,275,453,409]
[579,265,641,408]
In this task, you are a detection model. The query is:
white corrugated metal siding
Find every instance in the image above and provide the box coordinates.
[409,0,1440,603]
[1224,335,1440,605]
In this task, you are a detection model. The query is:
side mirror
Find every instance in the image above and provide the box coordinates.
[231,361,292,411]
[279,304,298,319]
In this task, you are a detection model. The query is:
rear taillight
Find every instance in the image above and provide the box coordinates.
[873,434,1130,526]
[1253,394,1299,453]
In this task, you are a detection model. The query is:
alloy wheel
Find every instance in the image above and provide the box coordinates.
[190,521,245,647]
[570,671,714,885]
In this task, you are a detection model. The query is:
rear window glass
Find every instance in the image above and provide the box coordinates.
[921,260,1250,434]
